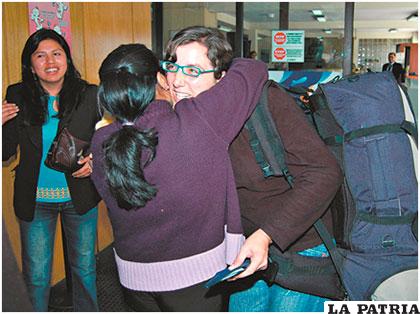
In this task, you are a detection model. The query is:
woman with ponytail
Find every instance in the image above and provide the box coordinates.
[91,38,267,311]
[98,60,159,210]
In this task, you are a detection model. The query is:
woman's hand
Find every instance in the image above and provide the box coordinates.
[72,153,93,178]
[228,229,272,280]
[2,100,19,125]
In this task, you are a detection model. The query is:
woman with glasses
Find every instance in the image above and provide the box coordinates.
[90,29,267,311]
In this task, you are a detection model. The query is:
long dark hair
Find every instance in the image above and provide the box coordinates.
[164,26,233,80]
[21,28,87,125]
[98,44,159,210]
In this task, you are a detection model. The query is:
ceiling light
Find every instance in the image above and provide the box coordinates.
[218,25,232,32]
[323,29,332,34]
[407,13,418,22]
[388,28,397,33]
[316,16,326,22]
[311,9,323,16]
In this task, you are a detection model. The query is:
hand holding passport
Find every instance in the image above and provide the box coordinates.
[204,258,251,288]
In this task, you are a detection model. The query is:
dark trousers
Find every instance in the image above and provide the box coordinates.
[122,280,229,312]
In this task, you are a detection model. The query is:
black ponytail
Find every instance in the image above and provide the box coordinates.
[103,126,157,209]
[98,44,160,210]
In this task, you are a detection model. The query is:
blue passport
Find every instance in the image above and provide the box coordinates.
[204,258,251,288]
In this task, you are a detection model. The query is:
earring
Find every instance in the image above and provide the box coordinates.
[32,72,38,81]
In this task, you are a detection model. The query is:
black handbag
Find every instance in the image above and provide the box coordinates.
[44,127,90,173]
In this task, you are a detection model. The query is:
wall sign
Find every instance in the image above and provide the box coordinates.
[272,30,305,63]
[28,2,71,46]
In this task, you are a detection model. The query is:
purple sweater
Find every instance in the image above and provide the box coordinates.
[91,58,267,291]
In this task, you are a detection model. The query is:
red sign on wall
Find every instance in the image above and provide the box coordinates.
[28,2,71,47]
[273,47,286,60]
[272,30,304,63]
[273,32,287,45]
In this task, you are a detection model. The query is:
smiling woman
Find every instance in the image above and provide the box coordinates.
[2,28,102,311]
[30,39,68,96]
[164,42,221,103]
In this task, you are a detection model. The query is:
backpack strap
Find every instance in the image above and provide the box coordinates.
[245,80,294,188]
[357,211,417,225]
[322,121,418,147]
[308,93,328,112]
[345,122,418,146]
[246,121,274,177]
[313,219,347,290]
[400,120,418,147]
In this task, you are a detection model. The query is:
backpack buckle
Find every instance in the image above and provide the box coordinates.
[260,259,279,287]
[282,168,294,188]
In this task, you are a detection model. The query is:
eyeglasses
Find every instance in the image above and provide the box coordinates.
[160,61,216,78]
